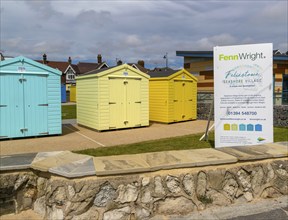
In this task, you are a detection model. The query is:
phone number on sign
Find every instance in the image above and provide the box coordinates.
[227,111,257,115]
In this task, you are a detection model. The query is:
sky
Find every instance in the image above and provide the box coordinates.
[0,0,287,69]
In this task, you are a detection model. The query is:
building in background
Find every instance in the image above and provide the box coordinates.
[128,60,150,73]
[37,54,109,102]
[176,50,288,105]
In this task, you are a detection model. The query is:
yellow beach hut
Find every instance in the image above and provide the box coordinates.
[148,68,198,123]
[76,64,150,131]
[69,85,76,102]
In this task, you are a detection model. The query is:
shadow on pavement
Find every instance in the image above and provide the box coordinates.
[62,124,80,135]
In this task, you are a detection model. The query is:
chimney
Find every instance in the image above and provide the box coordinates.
[137,60,144,67]
[43,53,47,64]
[117,60,123,66]
[97,54,102,64]
[68,57,72,64]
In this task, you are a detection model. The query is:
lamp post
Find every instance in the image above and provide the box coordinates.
[163,53,168,68]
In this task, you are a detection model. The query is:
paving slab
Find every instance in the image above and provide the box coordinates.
[142,151,183,171]
[217,142,288,161]
[0,153,37,171]
[49,157,96,178]
[93,149,237,176]
[272,141,288,147]
[93,154,150,176]
[262,142,288,157]
[62,119,77,124]
[144,149,237,171]
[174,148,238,167]
[32,151,64,163]
[31,151,90,172]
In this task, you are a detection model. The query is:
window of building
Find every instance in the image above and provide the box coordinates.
[282,74,288,105]
[66,69,75,80]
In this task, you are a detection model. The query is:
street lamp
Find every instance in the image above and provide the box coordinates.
[163,53,168,69]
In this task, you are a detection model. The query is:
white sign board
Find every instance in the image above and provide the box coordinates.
[214,43,273,148]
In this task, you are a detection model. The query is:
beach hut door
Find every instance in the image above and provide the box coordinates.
[126,79,141,126]
[0,74,48,138]
[174,80,193,121]
[174,81,184,121]
[23,74,48,136]
[109,78,141,128]
[109,78,125,128]
[184,81,194,120]
[0,74,25,138]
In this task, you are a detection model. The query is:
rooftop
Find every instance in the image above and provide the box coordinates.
[176,49,288,61]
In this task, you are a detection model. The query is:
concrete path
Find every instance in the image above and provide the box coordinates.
[151,195,288,220]
[61,102,76,106]
[0,120,209,155]
[1,142,287,178]
[2,195,287,220]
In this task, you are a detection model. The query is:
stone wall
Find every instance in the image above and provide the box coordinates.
[273,105,288,127]
[197,103,288,127]
[1,159,287,220]
[197,102,214,120]
[0,171,39,215]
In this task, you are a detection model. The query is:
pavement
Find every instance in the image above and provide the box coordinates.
[0,118,287,178]
[61,102,76,106]
[0,120,209,155]
[1,196,287,220]
[0,117,287,219]
[151,196,288,220]
[0,142,287,178]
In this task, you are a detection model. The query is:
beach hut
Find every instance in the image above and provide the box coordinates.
[76,64,150,131]
[61,84,66,103]
[69,85,76,102]
[148,68,198,123]
[0,56,62,139]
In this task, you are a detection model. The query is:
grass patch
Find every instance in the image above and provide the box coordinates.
[74,127,288,157]
[62,105,76,119]
[198,195,213,204]
[75,132,214,157]
[274,127,288,142]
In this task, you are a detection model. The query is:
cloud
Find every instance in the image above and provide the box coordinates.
[76,9,112,27]
[1,37,73,60]
[260,1,287,21]
[196,34,237,50]
[123,35,142,47]
[1,1,287,67]
[2,37,22,48]
[32,41,72,54]
[24,0,62,19]
[277,42,288,52]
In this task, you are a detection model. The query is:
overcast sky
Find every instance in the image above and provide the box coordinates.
[1,0,287,69]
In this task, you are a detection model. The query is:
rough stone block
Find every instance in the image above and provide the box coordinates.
[0,200,16,215]
[155,197,195,215]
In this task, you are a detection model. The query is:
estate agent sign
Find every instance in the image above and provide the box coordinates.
[214,43,273,148]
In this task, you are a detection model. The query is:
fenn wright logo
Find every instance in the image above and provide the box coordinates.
[219,52,266,61]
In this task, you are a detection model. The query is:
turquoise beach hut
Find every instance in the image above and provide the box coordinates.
[0,56,62,139]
